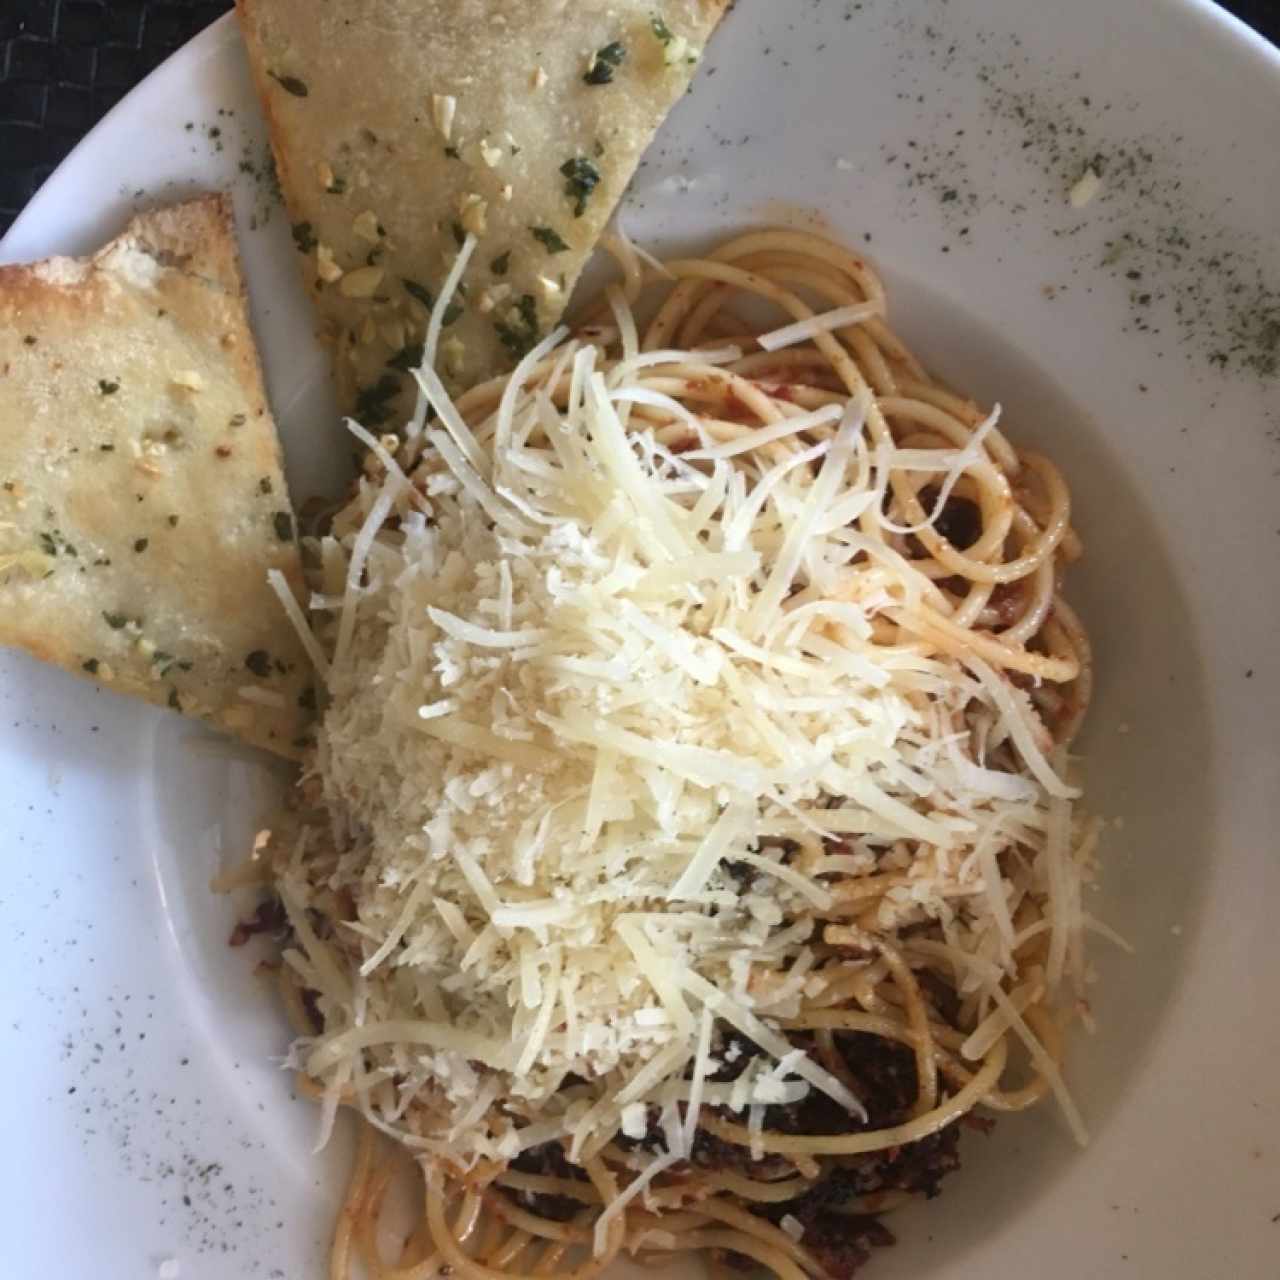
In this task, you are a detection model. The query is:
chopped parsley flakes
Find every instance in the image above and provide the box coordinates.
[244,649,273,678]
[403,278,434,309]
[39,529,77,558]
[531,225,569,254]
[388,342,426,372]
[397,282,461,326]
[584,41,626,85]
[354,375,401,427]
[560,156,601,217]
[269,71,309,97]
[291,221,317,253]
[495,294,541,358]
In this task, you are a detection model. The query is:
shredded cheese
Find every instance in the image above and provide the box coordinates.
[288,307,1095,1174]
[756,302,883,352]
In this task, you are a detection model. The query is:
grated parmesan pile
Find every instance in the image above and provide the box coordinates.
[274,295,1097,1182]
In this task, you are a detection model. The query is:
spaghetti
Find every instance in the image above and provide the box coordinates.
[250,227,1102,1280]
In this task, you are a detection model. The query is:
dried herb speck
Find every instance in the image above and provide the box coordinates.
[584,41,626,85]
[495,294,541,357]
[388,342,426,372]
[403,279,434,309]
[269,72,309,97]
[531,225,569,254]
[560,156,600,217]
[245,649,272,678]
[354,375,401,427]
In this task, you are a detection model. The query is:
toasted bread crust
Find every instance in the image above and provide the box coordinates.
[0,195,315,758]
[235,0,730,426]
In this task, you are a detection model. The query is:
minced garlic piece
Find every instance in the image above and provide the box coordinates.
[459,193,488,237]
[441,335,466,378]
[316,244,343,283]
[431,93,457,142]
[339,265,386,298]
[352,210,381,243]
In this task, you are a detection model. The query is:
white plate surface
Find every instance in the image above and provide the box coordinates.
[3,3,1279,1277]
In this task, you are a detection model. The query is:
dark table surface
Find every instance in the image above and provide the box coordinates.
[1,0,1278,236]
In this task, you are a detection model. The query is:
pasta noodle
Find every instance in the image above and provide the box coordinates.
[251,228,1101,1280]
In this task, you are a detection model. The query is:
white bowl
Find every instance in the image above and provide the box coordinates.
[2,3,1277,1276]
